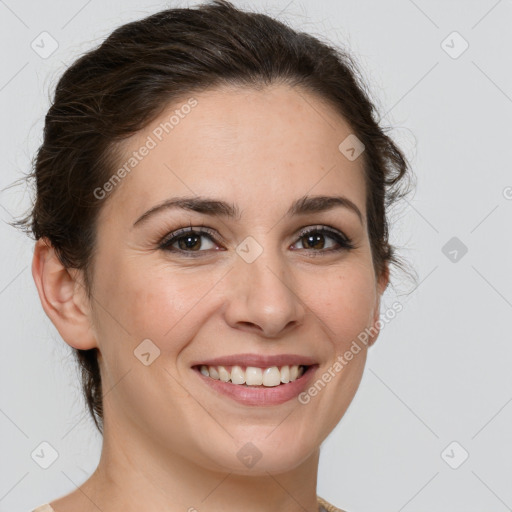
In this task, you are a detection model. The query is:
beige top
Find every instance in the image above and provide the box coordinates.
[33,496,346,512]
[32,506,54,512]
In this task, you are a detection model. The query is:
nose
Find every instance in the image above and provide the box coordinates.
[223,244,306,338]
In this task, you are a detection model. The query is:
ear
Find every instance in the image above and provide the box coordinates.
[32,238,98,350]
[367,262,390,348]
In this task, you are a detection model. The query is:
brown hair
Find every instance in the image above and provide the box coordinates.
[12,0,414,435]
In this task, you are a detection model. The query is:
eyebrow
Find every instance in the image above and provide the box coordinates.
[132,194,364,228]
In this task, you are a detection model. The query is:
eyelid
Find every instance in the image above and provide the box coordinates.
[295,224,351,244]
[159,224,220,246]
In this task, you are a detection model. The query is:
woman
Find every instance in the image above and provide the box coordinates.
[20,1,413,510]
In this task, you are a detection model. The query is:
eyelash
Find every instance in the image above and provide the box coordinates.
[157,224,356,257]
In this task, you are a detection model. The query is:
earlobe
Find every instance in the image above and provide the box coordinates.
[367,262,390,348]
[377,261,390,296]
[32,238,98,351]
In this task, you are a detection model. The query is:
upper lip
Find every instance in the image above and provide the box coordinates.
[191,353,318,368]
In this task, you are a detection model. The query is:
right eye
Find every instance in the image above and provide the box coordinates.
[158,227,223,256]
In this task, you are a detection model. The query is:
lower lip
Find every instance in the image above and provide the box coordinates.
[192,365,319,406]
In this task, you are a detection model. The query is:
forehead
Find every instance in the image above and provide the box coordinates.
[100,84,367,224]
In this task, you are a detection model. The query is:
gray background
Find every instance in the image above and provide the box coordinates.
[1,0,511,511]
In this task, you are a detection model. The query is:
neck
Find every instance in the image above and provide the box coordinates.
[73,416,321,512]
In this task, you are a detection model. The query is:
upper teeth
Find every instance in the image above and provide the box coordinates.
[199,365,305,387]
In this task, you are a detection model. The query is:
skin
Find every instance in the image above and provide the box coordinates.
[32,83,389,512]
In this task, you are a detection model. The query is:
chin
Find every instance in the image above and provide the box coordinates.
[197,432,318,476]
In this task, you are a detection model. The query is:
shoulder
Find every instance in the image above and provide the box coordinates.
[317,494,349,512]
[35,498,343,512]
[31,504,54,512]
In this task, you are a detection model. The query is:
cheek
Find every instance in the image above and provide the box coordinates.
[97,256,226,361]
[309,264,377,346]
[90,253,185,350]
[118,267,199,343]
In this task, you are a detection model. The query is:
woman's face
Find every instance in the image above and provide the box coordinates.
[85,84,388,474]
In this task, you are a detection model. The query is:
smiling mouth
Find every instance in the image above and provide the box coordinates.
[192,364,310,387]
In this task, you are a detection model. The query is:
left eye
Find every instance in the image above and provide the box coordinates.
[293,227,350,251]
[159,226,354,256]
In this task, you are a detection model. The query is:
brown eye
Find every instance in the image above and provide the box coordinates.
[176,233,204,251]
[159,228,219,255]
[292,227,354,254]
[299,232,330,250]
